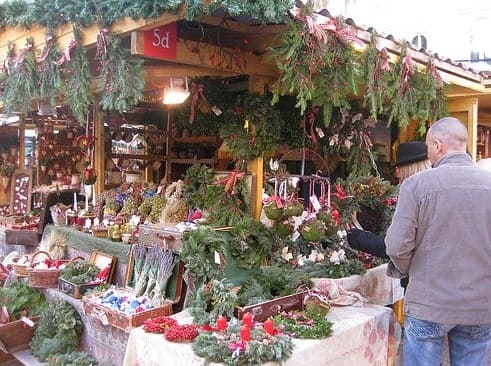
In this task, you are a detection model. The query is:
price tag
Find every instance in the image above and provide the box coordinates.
[310,194,322,212]
[214,251,221,265]
[292,231,301,241]
[315,127,325,138]
[21,316,35,328]
[212,105,222,116]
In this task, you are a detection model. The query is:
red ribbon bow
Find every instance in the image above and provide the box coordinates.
[189,82,206,124]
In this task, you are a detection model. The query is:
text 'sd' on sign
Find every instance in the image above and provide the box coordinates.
[143,22,177,60]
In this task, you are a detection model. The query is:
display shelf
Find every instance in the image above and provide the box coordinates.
[108,153,167,160]
[173,135,219,144]
[170,158,216,165]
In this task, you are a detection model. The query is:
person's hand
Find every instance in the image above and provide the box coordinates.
[346,228,365,251]
[346,228,389,259]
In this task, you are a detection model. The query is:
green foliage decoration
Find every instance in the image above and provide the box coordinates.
[272,305,333,339]
[0,0,292,29]
[362,31,396,119]
[182,163,214,209]
[62,26,94,125]
[48,351,99,366]
[181,225,227,290]
[193,320,293,366]
[37,35,62,106]
[0,281,47,320]
[270,13,361,126]
[219,93,282,160]
[29,301,84,362]
[96,30,144,113]
[3,37,39,114]
[229,217,274,269]
[189,278,237,326]
[59,260,100,285]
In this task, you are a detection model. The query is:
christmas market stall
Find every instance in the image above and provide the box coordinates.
[1,1,491,365]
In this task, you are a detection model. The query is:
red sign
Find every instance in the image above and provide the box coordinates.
[143,22,177,60]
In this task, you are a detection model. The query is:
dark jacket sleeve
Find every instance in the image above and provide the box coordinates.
[346,228,389,259]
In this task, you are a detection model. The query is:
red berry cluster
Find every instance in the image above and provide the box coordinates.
[143,316,199,343]
[143,316,177,334]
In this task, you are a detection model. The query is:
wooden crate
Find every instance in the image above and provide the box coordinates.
[58,251,118,299]
[82,244,185,332]
[0,317,39,354]
[235,290,309,322]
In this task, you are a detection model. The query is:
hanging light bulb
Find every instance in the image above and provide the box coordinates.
[162,77,190,105]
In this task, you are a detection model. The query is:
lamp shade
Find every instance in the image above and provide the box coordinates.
[163,77,190,105]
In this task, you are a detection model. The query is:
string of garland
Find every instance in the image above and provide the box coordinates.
[270,10,361,126]
[37,35,62,106]
[0,0,292,28]
[3,37,39,114]
[362,31,395,119]
[95,29,144,112]
[62,26,94,125]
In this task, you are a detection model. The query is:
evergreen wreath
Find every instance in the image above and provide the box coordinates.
[29,301,84,362]
[59,261,101,285]
[181,225,227,291]
[96,29,144,112]
[219,93,282,160]
[192,321,293,366]
[189,278,238,326]
[229,217,274,269]
[48,351,99,366]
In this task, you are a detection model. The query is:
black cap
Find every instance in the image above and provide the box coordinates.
[395,142,428,166]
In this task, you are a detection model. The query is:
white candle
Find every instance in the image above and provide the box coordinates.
[73,192,78,211]
[92,185,96,207]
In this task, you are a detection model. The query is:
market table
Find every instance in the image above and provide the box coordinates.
[123,304,401,366]
[311,263,404,306]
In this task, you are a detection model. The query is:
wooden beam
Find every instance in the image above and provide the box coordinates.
[0,11,186,61]
[132,31,278,77]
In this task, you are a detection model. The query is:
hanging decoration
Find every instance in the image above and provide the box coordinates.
[362,31,394,119]
[60,26,93,125]
[2,37,39,114]
[95,28,144,112]
[37,35,62,107]
[271,5,361,126]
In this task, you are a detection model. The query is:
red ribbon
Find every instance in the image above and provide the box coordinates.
[306,107,319,149]
[262,195,284,209]
[37,36,54,63]
[402,51,414,82]
[189,82,206,124]
[214,170,245,194]
[97,28,110,56]
[56,39,77,66]
[14,42,34,70]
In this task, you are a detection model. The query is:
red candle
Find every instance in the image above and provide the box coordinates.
[264,318,274,335]
[216,315,228,331]
[240,325,251,341]
[242,312,253,328]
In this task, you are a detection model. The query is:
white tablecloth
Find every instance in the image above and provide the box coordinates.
[311,263,404,306]
[123,304,401,366]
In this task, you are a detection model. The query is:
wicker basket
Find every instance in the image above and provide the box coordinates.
[11,255,30,277]
[28,251,83,289]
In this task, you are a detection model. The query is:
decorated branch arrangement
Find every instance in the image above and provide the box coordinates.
[0,281,47,323]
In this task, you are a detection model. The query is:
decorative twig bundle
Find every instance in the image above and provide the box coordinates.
[151,249,178,307]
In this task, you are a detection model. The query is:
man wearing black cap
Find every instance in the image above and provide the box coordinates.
[386,117,491,366]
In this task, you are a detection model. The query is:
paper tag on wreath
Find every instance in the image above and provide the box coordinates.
[310,194,322,212]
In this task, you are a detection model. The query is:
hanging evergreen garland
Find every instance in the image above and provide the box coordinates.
[3,37,39,114]
[37,35,62,106]
[0,0,292,29]
[96,29,144,112]
[270,9,361,126]
[61,26,94,125]
[362,31,395,119]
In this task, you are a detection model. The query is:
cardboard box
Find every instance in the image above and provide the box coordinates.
[58,251,117,299]
[138,224,184,252]
[82,244,185,332]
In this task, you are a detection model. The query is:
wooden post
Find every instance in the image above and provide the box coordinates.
[93,99,104,196]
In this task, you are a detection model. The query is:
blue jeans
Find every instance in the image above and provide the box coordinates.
[403,315,491,366]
